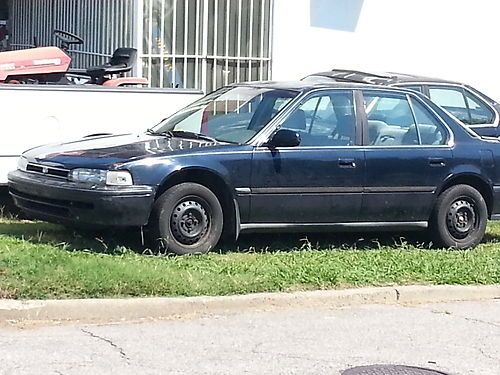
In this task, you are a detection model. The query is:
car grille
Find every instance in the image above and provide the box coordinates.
[10,188,93,218]
[26,163,69,179]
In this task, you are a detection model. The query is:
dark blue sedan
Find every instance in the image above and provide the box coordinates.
[8,81,500,254]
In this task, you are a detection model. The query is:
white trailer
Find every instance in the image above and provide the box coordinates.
[0,85,203,185]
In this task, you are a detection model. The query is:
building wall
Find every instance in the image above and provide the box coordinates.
[272,0,500,100]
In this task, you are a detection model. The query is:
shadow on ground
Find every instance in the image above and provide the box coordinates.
[0,216,434,255]
[4,188,496,255]
[0,187,17,217]
[0,220,144,254]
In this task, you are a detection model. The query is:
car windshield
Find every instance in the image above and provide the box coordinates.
[150,86,298,144]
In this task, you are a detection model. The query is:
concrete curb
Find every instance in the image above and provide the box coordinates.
[1,285,499,324]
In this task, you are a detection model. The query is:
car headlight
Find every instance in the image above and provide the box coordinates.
[106,171,133,186]
[69,168,107,184]
[68,169,133,186]
[17,156,28,171]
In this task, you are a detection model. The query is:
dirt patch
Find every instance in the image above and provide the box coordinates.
[0,287,16,299]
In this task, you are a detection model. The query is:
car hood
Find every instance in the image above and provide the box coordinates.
[23,133,220,169]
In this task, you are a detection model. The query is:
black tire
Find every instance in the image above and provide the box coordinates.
[430,184,488,249]
[148,182,223,255]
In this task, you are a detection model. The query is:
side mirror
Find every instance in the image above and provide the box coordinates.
[268,129,301,148]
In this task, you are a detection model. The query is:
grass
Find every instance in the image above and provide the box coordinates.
[0,208,499,299]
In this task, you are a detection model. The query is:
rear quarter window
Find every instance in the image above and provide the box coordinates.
[428,86,496,126]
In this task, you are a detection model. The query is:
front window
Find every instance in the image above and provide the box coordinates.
[151,86,298,144]
[280,91,356,146]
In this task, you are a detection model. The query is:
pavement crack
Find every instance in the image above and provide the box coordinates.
[249,345,331,364]
[477,347,498,362]
[430,310,500,329]
[462,316,500,329]
[394,288,401,301]
[81,328,130,363]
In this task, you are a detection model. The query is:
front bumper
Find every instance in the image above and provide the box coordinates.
[8,170,155,227]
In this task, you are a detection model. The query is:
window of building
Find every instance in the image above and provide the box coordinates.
[8,0,273,91]
[141,0,273,91]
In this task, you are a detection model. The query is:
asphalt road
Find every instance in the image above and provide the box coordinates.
[1,300,499,375]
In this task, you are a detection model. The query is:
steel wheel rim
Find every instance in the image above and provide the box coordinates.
[170,198,210,245]
[446,198,477,240]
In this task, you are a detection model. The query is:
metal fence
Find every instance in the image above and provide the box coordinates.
[8,0,136,69]
[140,0,273,91]
[7,0,273,91]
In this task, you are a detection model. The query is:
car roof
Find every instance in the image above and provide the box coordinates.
[307,69,459,86]
[234,79,421,93]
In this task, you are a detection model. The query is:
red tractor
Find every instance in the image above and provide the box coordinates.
[0,30,148,87]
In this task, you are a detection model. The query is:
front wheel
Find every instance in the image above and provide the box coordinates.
[430,184,488,249]
[148,183,224,255]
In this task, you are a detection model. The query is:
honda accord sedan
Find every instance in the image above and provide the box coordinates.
[8,81,500,254]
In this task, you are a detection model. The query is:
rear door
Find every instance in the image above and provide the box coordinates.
[361,90,453,222]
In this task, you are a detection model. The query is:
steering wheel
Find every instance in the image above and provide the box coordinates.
[53,29,84,50]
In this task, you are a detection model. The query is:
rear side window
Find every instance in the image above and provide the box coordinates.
[464,90,496,125]
[363,91,448,146]
[410,98,448,145]
[428,86,495,126]
[364,92,417,146]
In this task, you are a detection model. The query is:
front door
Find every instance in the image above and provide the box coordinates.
[361,90,453,222]
[249,90,365,224]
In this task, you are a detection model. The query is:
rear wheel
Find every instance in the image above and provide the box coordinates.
[149,183,223,255]
[430,184,487,249]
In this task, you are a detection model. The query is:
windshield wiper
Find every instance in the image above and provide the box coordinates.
[147,128,174,137]
[148,129,238,144]
[168,130,219,143]
[146,128,162,135]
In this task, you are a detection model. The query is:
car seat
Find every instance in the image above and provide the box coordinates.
[401,125,420,145]
[332,114,355,145]
[367,120,388,145]
[282,109,306,130]
[403,124,441,145]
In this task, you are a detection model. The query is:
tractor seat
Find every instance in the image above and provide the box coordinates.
[86,48,138,79]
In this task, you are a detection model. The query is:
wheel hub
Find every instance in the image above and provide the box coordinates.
[446,199,476,239]
[171,200,209,245]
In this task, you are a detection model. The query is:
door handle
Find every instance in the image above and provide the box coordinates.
[338,158,356,168]
[428,157,446,167]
